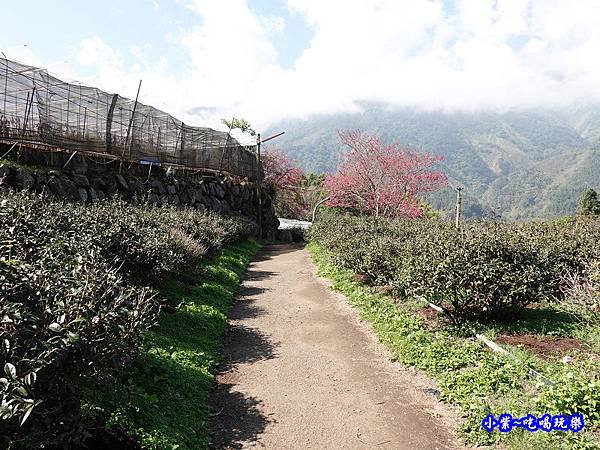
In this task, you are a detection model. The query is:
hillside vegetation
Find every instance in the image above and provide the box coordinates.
[267,102,600,219]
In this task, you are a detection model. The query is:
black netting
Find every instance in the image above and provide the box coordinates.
[0,58,260,180]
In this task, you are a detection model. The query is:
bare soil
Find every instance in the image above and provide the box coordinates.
[210,244,468,449]
[413,307,447,332]
[494,334,585,360]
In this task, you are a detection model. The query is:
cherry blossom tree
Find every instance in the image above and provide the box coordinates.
[262,148,306,219]
[325,130,447,218]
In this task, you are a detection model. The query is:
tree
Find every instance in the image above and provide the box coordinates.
[579,188,600,216]
[220,117,256,136]
[325,130,447,218]
[219,117,256,172]
[262,148,305,219]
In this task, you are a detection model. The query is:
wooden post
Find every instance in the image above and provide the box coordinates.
[455,187,463,229]
[106,94,119,153]
[77,85,82,133]
[22,92,30,137]
[179,120,185,152]
[257,133,262,239]
[66,84,71,132]
[22,89,36,138]
[124,79,142,160]
[3,57,8,119]
[219,118,234,172]
[82,107,87,138]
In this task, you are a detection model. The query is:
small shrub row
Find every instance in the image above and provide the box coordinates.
[86,240,260,449]
[307,211,600,322]
[0,191,256,448]
[308,243,600,449]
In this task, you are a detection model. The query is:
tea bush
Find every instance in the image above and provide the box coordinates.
[0,191,256,448]
[75,199,257,284]
[308,212,600,322]
[308,242,600,449]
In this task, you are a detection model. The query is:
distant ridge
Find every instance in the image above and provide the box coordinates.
[266,102,600,220]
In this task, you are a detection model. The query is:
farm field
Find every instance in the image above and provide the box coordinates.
[4,2,600,447]
[2,186,599,449]
[0,190,260,449]
[307,212,600,449]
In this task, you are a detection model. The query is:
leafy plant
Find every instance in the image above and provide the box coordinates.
[308,242,600,449]
[308,211,600,322]
[0,190,257,448]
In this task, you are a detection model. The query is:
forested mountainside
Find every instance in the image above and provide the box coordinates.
[266,102,600,219]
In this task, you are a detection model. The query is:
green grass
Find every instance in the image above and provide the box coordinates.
[85,239,260,449]
[307,242,600,450]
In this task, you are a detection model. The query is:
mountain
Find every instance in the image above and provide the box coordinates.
[265,103,600,220]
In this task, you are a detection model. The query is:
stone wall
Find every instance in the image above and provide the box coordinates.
[0,145,279,236]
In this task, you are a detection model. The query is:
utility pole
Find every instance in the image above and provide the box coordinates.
[256,133,262,239]
[455,187,463,229]
[255,131,285,240]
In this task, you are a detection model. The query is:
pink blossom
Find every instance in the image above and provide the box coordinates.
[325,130,447,218]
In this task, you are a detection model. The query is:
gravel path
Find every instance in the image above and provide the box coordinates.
[210,244,467,450]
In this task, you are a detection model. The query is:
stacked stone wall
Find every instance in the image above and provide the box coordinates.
[0,145,279,235]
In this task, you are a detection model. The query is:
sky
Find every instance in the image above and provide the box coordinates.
[3,0,600,135]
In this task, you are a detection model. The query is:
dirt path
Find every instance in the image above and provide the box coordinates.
[210,244,466,450]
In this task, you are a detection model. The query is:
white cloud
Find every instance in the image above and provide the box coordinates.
[178,0,278,108]
[2,45,42,67]
[249,0,600,122]
[6,0,600,132]
[77,36,122,70]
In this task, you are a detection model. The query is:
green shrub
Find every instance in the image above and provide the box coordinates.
[308,212,600,322]
[76,199,257,285]
[308,241,600,449]
[0,191,257,448]
[523,218,600,298]
[398,223,549,321]
[0,193,159,447]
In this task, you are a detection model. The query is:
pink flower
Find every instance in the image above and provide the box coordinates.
[325,130,447,218]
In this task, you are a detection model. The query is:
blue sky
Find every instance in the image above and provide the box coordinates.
[2,0,313,73]
[2,0,600,131]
